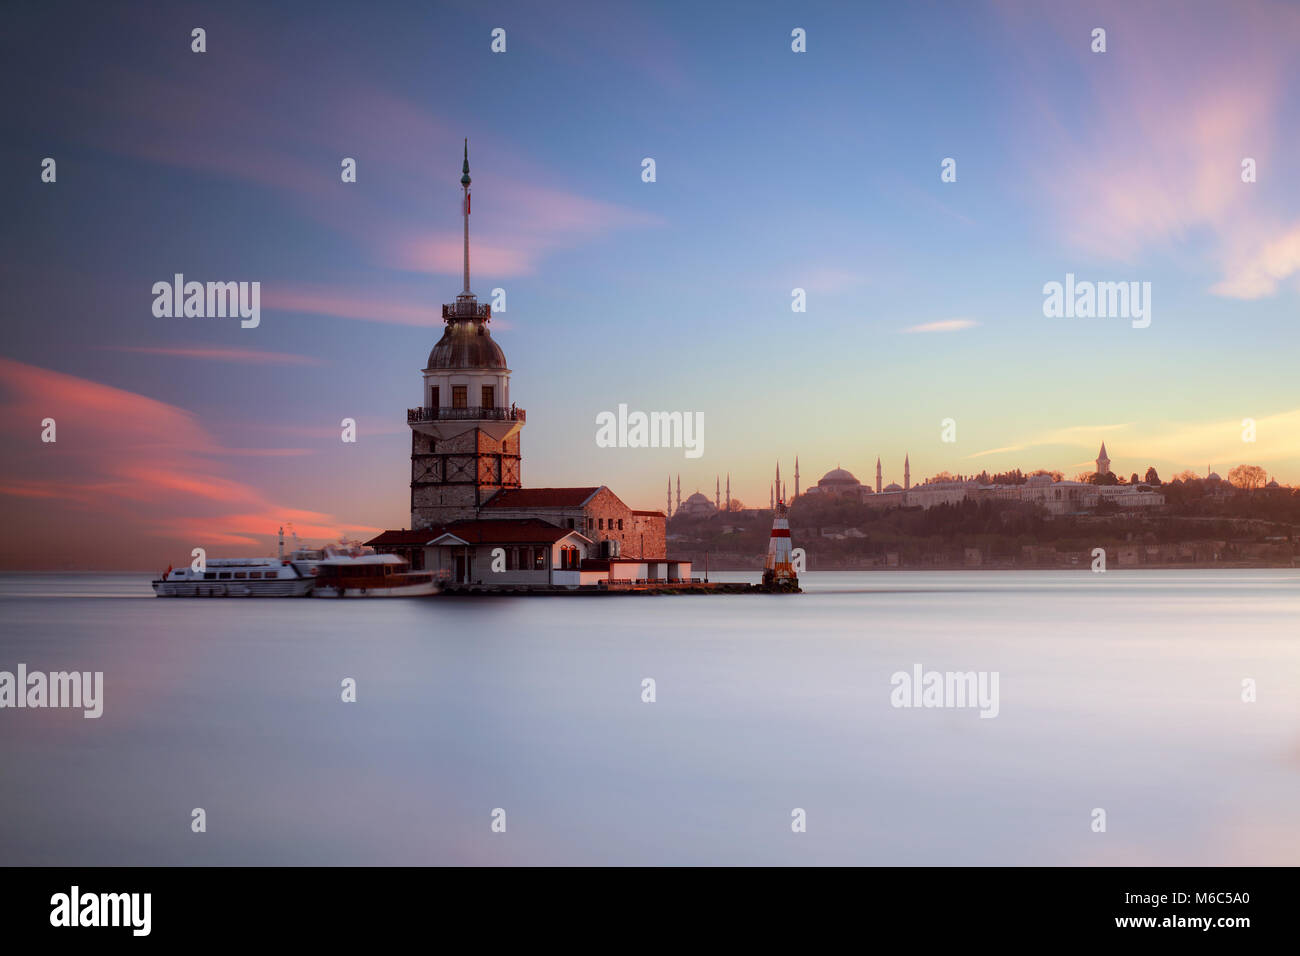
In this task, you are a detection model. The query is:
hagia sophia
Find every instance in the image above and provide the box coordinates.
[670,444,1167,519]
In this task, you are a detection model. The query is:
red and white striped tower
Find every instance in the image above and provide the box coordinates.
[763,461,798,590]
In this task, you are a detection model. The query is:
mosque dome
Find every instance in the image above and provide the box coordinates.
[1207,471,1222,482]
[883,482,903,492]
[819,467,860,485]
[427,320,508,370]
[1027,473,1053,485]
[680,492,716,517]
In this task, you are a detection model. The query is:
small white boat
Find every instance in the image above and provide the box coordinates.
[311,554,439,597]
[152,558,314,597]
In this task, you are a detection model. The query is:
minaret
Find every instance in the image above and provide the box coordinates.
[776,461,782,503]
[1097,442,1111,476]
[904,454,910,490]
[676,475,681,514]
[876,457,882,494]
[715,476,721,510]
[794,456,800,500]
[782,480,787,503]
[409,141,523,529]
[666,476,671,518]
[725,474,731,511]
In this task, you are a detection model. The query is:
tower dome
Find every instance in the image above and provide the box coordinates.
[426,320,508,370]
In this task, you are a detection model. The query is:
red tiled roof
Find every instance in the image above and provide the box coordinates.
[631,510,665,517]
[482,487,602,508]
[435,518,581,545]
[364,528,442,547]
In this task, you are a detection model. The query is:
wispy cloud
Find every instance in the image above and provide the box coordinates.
[900,319,980,334]
[104,346,325,366]
[965,412,1299,472]
[1000,0,1300,298]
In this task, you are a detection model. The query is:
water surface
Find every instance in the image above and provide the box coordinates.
[1,570,1297,865]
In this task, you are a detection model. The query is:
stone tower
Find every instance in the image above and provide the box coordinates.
[1096,442,1111,475]
[409,141,525,530]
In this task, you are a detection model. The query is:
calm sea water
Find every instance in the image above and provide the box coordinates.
[1,569,1297,866]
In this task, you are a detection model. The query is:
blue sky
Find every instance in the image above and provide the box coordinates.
[2,0,1298,565]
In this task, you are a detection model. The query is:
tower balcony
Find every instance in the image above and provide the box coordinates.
[408,405,524,424]
[408,405,525,442]
[443,301,491,321]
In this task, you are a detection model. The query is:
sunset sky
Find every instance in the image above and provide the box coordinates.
[2,0,1298,568]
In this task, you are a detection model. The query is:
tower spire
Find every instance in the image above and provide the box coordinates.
[461,139,472,296]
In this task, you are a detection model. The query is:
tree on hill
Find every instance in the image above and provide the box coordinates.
[1144,467,1161,485]
[1171,470,1200,483]
[1228,465,1267,490]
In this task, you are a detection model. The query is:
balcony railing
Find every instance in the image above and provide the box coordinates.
[408,405,525,424]
[442,302,492,320]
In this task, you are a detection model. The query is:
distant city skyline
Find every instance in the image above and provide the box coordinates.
[2,0,1298,568]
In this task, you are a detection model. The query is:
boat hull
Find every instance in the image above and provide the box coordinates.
[152,579,314,597]
[310,580,439,598]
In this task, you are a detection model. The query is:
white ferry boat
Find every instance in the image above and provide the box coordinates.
[311,554,439,597]
[152,558,314,597]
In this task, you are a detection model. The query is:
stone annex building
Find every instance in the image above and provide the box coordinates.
[366,145,686,589]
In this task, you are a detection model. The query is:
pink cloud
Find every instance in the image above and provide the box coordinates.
[999,0,1300,296]
[261,285,437,327]
[51,35,661,284]
[0,357,370,568]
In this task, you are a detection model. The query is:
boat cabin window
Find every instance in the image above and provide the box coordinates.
[218,572,232,579]
[234,572,247,579]
[204,572,216,580]
[248,571,262,579]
